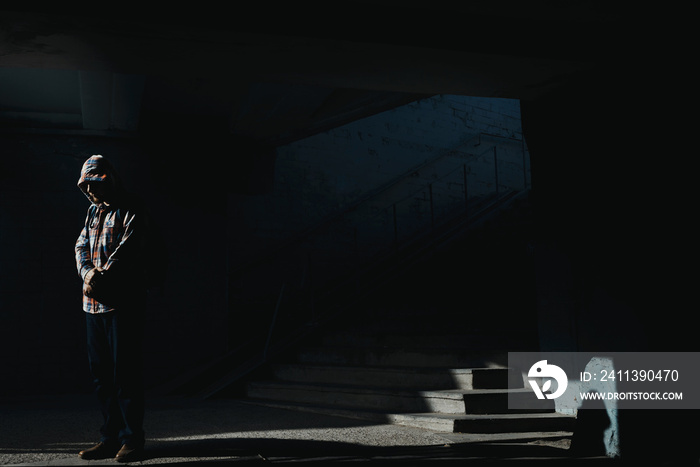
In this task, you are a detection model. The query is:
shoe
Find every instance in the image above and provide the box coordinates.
[78,441,120,460]
[115,443,144,463]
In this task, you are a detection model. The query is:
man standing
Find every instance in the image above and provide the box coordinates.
[74,155,149,462]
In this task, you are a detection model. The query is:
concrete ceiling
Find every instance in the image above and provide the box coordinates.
[0,4,659,146]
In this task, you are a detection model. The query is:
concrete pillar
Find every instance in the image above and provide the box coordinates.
[520,67,698,462]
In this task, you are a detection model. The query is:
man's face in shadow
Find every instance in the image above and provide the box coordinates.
[85,181,113,206]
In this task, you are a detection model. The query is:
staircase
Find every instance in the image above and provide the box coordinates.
[238,310,576,440]
[220,191,575,442]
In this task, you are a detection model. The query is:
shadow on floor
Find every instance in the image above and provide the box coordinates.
[120,437,612,466]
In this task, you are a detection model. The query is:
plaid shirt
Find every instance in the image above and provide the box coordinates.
[75,203,140,313]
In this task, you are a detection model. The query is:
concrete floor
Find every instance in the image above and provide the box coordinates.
[0,393,608,466]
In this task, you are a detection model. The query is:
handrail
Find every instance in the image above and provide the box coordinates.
[353,138,524,243]
[228,132,524,278]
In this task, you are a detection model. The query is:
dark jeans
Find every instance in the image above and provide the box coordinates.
[85,308,145,447]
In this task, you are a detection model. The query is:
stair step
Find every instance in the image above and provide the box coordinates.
[246,381,552,415]
[453,412,577,434]
[240,399,575,434]
[321,332,532,350]
[460,388,554,414]
[271,364,523,390]
[296,346,509,368]
[247,381,465,413]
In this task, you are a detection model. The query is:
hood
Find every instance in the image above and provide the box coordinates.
[77,155,123,203]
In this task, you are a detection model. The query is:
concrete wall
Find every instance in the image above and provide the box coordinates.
[520,67,699,462]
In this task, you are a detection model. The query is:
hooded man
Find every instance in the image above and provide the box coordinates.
[74,155,149,462]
